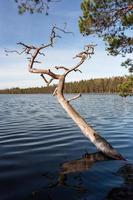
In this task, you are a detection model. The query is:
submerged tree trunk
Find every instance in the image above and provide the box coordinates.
[60,152,111,175]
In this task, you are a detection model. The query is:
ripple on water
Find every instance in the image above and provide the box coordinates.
[0,94,133,200]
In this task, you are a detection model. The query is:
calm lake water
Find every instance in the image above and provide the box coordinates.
[0,94,133,200]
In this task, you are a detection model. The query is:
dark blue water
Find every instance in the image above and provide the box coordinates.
[0,94,133,200]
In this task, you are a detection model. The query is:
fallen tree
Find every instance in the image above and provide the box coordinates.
[7,26,125,160]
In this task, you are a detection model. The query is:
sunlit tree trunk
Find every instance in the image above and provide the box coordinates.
[7,26,125,160]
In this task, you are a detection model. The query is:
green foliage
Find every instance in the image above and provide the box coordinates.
[121,13,133,26]
[15,0,51,14]
[121,58,133,73]
[118,75,133,97]
[79,0,133,96]
[79,0,133,58]
[119,60,133,97]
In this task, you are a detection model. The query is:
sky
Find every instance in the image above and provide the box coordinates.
[0,0,130,89]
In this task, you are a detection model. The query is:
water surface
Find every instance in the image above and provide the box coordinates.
[0,94,133,200]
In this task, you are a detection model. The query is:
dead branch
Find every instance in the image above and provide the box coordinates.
[47,78,54,86]
[5,49,26,55]
[67,93,81,102]
[53,87,57,96]
[40,74,54,86]
[55,66,82,73]
[40,74,48,84]
[55,66,69,71]
[6,26,71,82]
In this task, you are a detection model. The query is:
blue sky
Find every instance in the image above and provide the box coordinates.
[0,0,129,89]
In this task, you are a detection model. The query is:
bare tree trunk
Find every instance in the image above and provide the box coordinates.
[56,76,124,160]
[8,26,125,160]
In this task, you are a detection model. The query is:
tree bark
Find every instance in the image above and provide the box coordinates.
[56,76,125,160]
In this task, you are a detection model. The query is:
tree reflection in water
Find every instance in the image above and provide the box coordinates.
[31,152,111,200]
[60,152,111,175]
[31,152,133,200]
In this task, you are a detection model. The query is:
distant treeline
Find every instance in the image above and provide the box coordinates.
[0,76,132,94]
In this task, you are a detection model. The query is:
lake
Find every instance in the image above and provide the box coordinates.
[0,94,133,200]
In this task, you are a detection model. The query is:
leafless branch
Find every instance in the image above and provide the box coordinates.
[64,44,95,77]
[40,74,54,86]
[47,78,54,86]
[39,52,45,56]
[55,65,82,73]
[34,61,42,64]
[55,66,69,71]
[5,49,26,55]
[67,93,81,102]
[53,87,57,96]
[6,26,73,80]
[40,74,48,84]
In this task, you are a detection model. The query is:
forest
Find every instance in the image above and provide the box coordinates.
[0,76,132,96]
